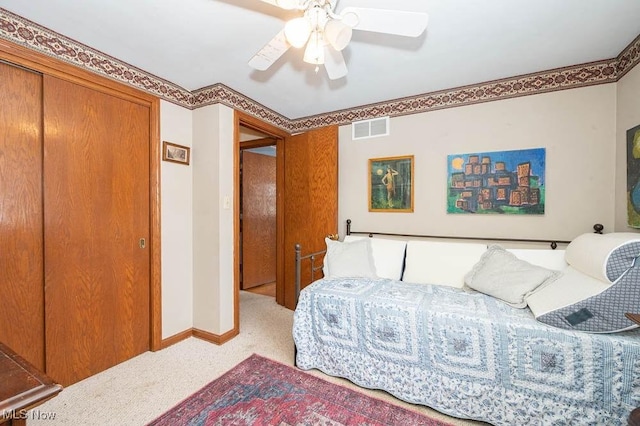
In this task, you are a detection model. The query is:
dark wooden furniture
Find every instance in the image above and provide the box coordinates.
[626,313,640,326]
[627,314,640,426]
[0,342,61,425]
[631,406,640,425]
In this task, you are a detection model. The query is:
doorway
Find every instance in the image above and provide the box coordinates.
[234,111,289,323]
[239,126,277,298]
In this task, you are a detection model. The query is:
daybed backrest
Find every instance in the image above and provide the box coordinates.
[308,234,574,312]
[338,237,569,289]
[401,240,487,288]
[343,235,407,281]
[505,248,568,271]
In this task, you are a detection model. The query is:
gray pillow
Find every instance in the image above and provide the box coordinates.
[464,245,562,308]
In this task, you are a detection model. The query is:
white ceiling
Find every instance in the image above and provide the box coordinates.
[2,0,640,119]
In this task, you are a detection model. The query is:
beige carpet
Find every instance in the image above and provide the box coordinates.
[27,291,486,425]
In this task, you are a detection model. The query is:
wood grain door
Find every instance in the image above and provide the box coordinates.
[0,62,45,370]
[241,151,276,289]
[43,75,150,386]
[283,126,338,309]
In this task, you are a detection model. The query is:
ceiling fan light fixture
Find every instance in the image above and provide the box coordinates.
[248,3,430,77]
[303,31,325,64]
[341,11,359,28]
[324,20,352,51]
[284,17,312,48]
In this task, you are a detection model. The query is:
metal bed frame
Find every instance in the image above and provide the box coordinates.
[294,219,604,303]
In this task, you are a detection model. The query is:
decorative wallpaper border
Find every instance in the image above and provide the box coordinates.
[0,9,193,105]
[289,60,620,131]
[616,32,640,79]
[1,8,639,133]
[192,84,291,130]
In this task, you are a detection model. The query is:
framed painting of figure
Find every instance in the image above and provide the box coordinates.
[369,155,414,212]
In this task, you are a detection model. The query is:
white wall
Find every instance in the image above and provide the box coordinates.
[191,104,235,335]
[160,70,636,341]
[339,84,617,241]
[615,65,640,232]
[160,100,193,338]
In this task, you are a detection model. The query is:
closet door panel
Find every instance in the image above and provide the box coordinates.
[0,62,45,370]
[43,75,150,386]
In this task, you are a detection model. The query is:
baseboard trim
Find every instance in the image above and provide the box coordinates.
[159,329,193,350]
[192,327,239,345]
[159,327,239,349]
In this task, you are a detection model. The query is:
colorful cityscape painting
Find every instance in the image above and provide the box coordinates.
[447,148,545,214]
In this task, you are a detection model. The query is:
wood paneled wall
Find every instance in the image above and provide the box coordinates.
[283,126,338,309]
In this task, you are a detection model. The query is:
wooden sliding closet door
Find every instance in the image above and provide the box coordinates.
[0,62,45,370]
[43,75,150,386]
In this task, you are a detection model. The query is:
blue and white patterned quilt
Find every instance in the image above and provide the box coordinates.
[293,277,640,425]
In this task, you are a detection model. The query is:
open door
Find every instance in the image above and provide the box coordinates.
[283,125,339,309]
[241,149,277,290]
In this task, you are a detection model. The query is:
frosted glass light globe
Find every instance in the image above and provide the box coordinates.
[284,18,312,48]
[324,20,352,51]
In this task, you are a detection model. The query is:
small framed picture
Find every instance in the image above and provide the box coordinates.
[369,155,414,212]
[163,141,190,165]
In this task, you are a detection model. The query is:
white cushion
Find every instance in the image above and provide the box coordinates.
[506,248,567,271]
[564,232,640,282]
[526,265,611,317]
[343,236,407,280]
[323,237,377,279]
[401,240,487,288]
[465,245,562,308]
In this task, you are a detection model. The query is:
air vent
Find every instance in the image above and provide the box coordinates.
[352,117,390,140]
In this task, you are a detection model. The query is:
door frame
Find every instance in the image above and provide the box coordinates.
[240,139,277,291]
[234,112,289,328]
[0,39,163,352]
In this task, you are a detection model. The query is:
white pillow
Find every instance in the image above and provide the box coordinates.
[323,237,377,279]
[506,248,567,271]
[343,236,407,280]
[401,240,487,288]
[464,245,562,308]
[526,265,611,317]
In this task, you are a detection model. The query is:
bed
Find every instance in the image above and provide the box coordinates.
[292,223,640,425]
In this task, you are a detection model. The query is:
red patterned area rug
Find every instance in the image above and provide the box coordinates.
[147,354,452,426]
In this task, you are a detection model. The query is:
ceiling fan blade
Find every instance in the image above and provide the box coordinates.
[248,30,291,71]
[258,0,298,10]
[324,47,348,80]
[340,7,428,37]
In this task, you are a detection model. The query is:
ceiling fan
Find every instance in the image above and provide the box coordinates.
[248,0,429,80]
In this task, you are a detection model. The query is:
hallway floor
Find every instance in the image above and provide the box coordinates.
[244,282,275,297]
